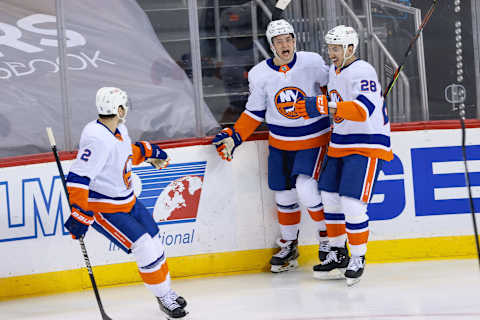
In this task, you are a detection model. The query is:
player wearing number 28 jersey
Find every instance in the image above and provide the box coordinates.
[296,25,392,286]
[327,59,392,160]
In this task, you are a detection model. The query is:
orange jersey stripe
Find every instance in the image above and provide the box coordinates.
[139,261,169,285]
[94,213,133,249]
[67,186,89,212]
[234,112,262,141]
[307,209,325,222]
[328,146,393,161]
[326,223,346,237]
[347,230,369,245]
[361,158,378,202]
[88,197,136,214]
[269,132,330,151]
[278,210,301,226]
[335,101,367,122]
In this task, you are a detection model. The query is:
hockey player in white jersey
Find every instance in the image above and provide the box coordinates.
[296,25,393,285]
[63,87,188,319]
[212,19,331,273]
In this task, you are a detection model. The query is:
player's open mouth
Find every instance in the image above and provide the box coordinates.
[282,50,290,55]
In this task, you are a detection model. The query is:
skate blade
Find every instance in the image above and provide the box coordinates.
[313,268,346,280]
[164,310,190,320]
[346,277,361,287]
[271,260,299,273]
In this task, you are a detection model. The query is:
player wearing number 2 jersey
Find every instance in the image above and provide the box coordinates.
[296,25,393,286]
[63,87,188,319]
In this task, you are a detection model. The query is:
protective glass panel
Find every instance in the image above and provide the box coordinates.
[199,0,272,126]
[0,0,64,157]
[370,1,422,122]
[64,0,219,148]
[411,0,476,120]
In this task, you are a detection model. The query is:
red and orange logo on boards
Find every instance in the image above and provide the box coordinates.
[123,155,133,189]
[329,89,345,124]
[274,87,306,119]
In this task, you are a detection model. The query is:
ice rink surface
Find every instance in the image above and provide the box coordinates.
[2,259,480,320]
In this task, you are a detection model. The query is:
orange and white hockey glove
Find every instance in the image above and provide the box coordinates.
[135,142,170,170]
[295,95,331,119]
[211,128,243,161]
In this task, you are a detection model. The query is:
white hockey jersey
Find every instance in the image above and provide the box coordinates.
[67,120,139,214]
[234,51,330,150]
[327,59,393,161]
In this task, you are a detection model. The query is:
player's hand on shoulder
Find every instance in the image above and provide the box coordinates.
[295,95,329,119]
[211,127,242,161]
[64,206,94,239]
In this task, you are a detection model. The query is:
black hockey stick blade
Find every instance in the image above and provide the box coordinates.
[271,0,292,20]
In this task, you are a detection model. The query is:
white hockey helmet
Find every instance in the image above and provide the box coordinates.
[325,25,358,59]
[266,19,295,46]
[96,87,129,120]
[266,19,296,59]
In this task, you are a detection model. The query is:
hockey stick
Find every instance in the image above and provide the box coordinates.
[46,127,113,320]
[446,83,480,268]
[460,117,480,268]
[383,0,439,99]
[271,0,292,20]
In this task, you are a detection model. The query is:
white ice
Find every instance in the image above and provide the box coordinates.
[1,259,480,320]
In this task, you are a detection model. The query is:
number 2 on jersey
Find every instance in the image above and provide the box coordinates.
[80,148,91,161]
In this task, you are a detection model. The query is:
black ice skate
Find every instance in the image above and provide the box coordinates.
[345,255,365,286]
[270,238,299,273]
[167,289,187,308]
[318,239,330,262]
[157,290,188,319]
[312,246,349,280]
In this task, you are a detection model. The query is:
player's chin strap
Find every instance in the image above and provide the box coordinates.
[445,84,480,269]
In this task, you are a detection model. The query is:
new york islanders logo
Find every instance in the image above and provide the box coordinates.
[131,161,206,225]
[122,155,133,189]
[274,87,306,119]
[329,90,345,124]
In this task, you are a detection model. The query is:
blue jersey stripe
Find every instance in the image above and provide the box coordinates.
[268,117,330,137]
[324,212,345,220]
[246,109,266,119]
[66,172,90,186]
[331,133,391,147]
[356,94,376,116]
[346,221,369,230]
[88,190,134,200]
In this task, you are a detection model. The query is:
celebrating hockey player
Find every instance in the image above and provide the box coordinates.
[295,25,393,285]
[63,87,188,319]
[212,19,331,273]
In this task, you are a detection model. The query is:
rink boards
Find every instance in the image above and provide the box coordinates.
[1,126,480,299]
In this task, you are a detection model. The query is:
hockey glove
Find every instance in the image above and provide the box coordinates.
[211,127,242,161]
[135,141,170,170]
[147,144,170,170]
[64,206,94,239]
[295,95,329,119]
